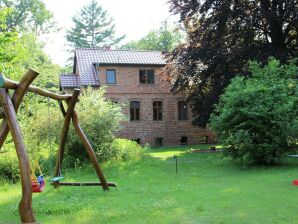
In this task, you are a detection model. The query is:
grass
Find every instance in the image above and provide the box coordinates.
[1,144,298,223]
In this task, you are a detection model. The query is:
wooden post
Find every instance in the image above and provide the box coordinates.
[59,101,110,190]
[0,69,39,149]
[72,111,109,190]
[53,89,80,187]
[0,89,35,223]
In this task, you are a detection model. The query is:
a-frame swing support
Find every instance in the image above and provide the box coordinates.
[0,70,115,223]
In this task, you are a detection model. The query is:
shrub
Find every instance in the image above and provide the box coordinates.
[0,150,20,182]
[211,58,298,166]
[110,138,145,161]
[0,87,128,181]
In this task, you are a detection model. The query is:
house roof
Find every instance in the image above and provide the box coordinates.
[60,74,80,88]
[60,49,167,88]
[75,48,167,86]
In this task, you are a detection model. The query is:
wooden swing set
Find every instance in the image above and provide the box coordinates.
[0,69,116,223]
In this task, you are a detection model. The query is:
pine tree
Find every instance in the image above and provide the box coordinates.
[66,0,124,48]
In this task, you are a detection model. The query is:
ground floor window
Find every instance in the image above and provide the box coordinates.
[131,138,141,144]
[199,136,209,144]
[155,137,163,147]
[180,136,188,145]
[130,101,140,121]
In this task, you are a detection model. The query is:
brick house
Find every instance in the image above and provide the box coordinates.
[60,48,215,146]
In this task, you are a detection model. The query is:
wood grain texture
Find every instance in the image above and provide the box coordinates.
[72,110,110,190]
[58,101,110,190]
[0,88,36,223]
[53,89,80,188]
[0,69,39,149]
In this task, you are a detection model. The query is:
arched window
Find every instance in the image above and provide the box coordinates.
[130,101,140,121]
[178,101,188,120]
[153,101,163,120]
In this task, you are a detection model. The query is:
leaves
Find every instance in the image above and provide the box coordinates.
[122,21,184,52]
[166,0,298,127]
[66,0,125,49]
[211,58,298,166]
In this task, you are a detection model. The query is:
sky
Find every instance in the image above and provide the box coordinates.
[43,0,177,66]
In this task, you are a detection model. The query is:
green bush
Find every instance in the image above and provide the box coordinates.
[211,58,298,166]
[0,87,129,181]
[110,138,145,162]
[0,151,20,182]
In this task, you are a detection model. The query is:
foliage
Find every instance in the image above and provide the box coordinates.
[5,33,61,85]
[20,87,127,169]
[66,0,125,49]
[0,7,19,74]
[110,138,145,162]
[211,58,298,166]
[0,7,60,85]
[0,0,55,34]
[165,0,298,127]
[65,87,127,163]
[0,150,20,182]
[122,21,183,52]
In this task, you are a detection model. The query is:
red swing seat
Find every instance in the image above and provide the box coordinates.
[32,175,45,193]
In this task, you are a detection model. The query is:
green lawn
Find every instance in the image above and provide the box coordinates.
[1,145,298,223]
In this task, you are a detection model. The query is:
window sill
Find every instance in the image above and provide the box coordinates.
[105,83,117,85]
[139,84,156,86]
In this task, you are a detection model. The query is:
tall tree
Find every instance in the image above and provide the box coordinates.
[0,0,54,34]
[123,21,183,52]
[165,0,298,127]
[66,0,125,48]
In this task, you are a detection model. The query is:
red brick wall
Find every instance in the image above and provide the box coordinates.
[97,65,216,146]
[64,65,216,146]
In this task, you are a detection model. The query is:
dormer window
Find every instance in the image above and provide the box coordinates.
[106,69,116,84]
[139,70,154,84]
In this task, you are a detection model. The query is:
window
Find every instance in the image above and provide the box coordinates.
[180,136,188,145]
[199,136,209,144]
[153,101,163,121]
[106,69,116,84]
[178,101,188,120]
[155,137,163,147]
[130,101,140,121]
[139,70,154,84]
[132,138,141,144]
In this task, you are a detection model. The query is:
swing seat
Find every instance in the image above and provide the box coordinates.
[32,175,45,193]
[51,176,64,182]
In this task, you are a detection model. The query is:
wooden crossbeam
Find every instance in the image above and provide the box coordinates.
[0,70,39,149]
[51,182,117,187]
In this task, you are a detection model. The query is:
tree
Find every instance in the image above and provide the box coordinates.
[0,0,54,34]
[66,0,125,48]
[165,0,298,127]
[211,58,298,166]
[123,21,183,52]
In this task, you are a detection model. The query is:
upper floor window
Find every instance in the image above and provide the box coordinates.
[153,101,163,121]
[178,101,188,120]
[130,101,140,121]
[106,69,116,84]
[139,70,154,84]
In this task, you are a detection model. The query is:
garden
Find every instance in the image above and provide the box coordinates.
[0,0,297,223]
[1,145,298,223]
